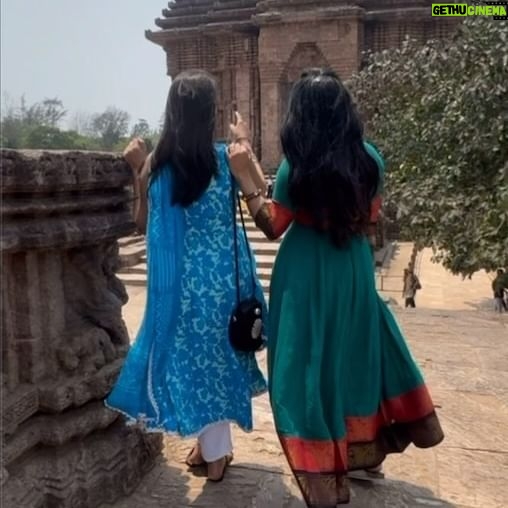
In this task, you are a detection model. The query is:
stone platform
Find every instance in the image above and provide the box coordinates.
[103,282,508,508]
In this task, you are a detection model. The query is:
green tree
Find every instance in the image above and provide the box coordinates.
[91,107,130,150]
[131,118,151,138]
[348,17,508,277]
[1,95,29,147]
[1,115,25,148]
[0,95,109,150]
[1,96,67,148]
[23,98,67,127]
[69,111,94,136]
[24,125,101,150]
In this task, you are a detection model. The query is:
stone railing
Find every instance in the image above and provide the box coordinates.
[1,150,162,508]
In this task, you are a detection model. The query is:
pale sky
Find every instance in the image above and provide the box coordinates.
[1,1,171,130]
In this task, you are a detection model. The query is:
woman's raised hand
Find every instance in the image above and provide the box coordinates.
[228,142,253,181]
[123,137,148,173]
[229,111,250,143]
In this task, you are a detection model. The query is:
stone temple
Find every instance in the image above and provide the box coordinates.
[147,1,458,169]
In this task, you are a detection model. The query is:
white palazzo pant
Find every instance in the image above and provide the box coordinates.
[197,422,233,462]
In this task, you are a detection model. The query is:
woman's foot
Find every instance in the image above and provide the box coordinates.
[206,454,233,482]
[364,465,384,479]
[185,444,206,468]
[347,464,385,481]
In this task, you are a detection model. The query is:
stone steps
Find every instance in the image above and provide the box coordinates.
[118,270,272,293]
[117,234,144,248]
[118,241,146,268]
[120,245,146,263]
[118,258,274,290]
[117,272,149,287]
[255,254,277,269]
[248,242,279,256]
[118,214,279,290]
[120,262,147,275]
[117,216,392,299]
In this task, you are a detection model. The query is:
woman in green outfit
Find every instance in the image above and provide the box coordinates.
[228,68,444,507]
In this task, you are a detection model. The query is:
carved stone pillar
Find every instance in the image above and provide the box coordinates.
[1,150,162,508]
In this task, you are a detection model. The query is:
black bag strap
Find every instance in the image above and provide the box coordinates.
[231,173,256,303]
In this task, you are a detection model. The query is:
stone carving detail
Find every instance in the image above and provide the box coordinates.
[1,149,162,508]
[282,42,330,83]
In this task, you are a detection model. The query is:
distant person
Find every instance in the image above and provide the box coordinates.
[503,268,508,309]
[403,267,422,308]
[492,269,507,313]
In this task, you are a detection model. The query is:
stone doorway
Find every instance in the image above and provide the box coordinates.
[278,42,330,129]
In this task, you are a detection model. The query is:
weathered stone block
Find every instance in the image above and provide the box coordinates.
[0,149,162,508]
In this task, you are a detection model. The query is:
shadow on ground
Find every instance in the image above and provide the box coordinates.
[188,461,300,508]
[348,477,457,507]
[463,297,503,313]
[103,455,458,508]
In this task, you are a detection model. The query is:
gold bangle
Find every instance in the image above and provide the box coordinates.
[242,189,262,202]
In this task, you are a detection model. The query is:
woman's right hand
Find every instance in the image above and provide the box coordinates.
[228,142,253,182]
[123,137,148,173]
[229,112,250,144]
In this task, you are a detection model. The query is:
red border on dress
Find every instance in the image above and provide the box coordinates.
[278,384,435,473]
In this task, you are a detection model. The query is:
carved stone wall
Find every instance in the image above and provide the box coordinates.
[147,0,261,153]
[256,3,364,167]
[146,0,461,168]
[1,150,162,508]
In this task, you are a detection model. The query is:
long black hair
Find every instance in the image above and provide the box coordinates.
[281,68,380,247]
[151,70,218,206]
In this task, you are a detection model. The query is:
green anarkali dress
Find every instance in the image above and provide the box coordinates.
[267,144,444,506]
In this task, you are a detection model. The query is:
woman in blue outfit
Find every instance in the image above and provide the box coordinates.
[106,70,267,481]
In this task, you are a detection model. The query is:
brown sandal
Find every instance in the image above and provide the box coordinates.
[185,446,206,468]
[206,454,234,483]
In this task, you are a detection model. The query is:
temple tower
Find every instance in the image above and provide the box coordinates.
[147,1,458,169]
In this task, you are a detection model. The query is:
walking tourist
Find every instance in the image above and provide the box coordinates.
[106,70,267,482]
[403,267,422,308]
[505,268,508,309]
[492,268,507,312]
[228,68,444,506]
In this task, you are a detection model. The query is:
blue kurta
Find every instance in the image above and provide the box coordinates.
[107,144,267,436]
